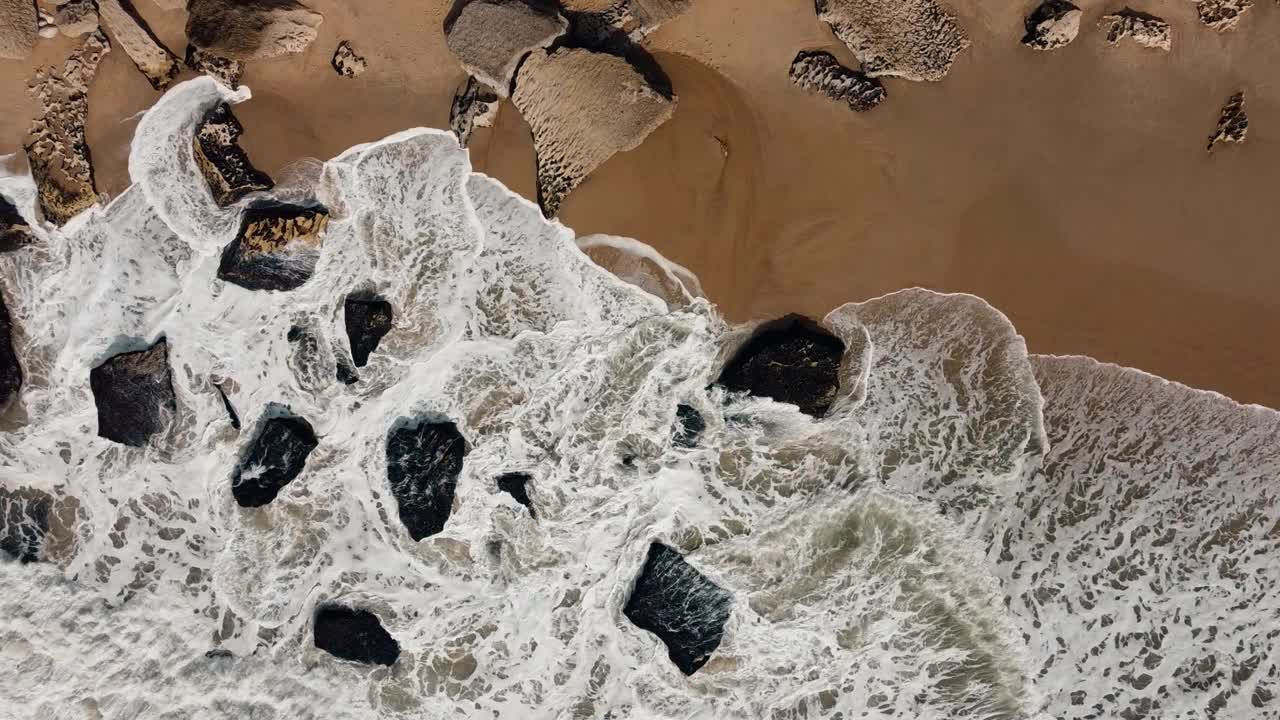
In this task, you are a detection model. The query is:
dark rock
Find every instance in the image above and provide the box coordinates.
[343,293,393,368]
[623,542,731,675]
[231,414,318,507]
[1208,91,1248,152]
[214,382,240,430]
[0,486,52,563]
[788,50,885,113]
[217,203,327,291]
[1021,0,1081,51]
[0,289,21,413]
[496,472,534,517]
[331,40,366,78]
[193,103,273,207]
[89,337,176,447]
[313,605,400,666]
[672,403,704,448]
[335,354,359,385]
[0,194,34,252]
[386,419,467,540]
[716,315,845,417]
[449,75,500,148]
[185,44,244,89]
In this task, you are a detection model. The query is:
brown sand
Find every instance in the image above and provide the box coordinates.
[0,0,1278,407]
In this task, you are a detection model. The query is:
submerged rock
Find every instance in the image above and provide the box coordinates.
[0,0,37,60]
[331,40,366,78]
[0,194,33,252]
[449,75,500,148]
[1208,91,1247,152]
[788,50,885,113]
[186,0,322,61]
[1100,9,1171,51]
[193,103,274,207]
[444,0,567,95]
[89,338,176,447]
[343,293,392,367]
[386,419,467,540]
[217,203,327,291]
[1195,0,1251,31]
[623,542,731,675]
[185,44,244,89]
[814,0,968,81]
[313,605,400,666]
[231,414,318,507]
[717,315,845,417]
[0,289,21,413]
[97,0,181,90]
[214,381,240,430]
[496,472,534,517]
[53,0,99,38]
[1021,0,1081,51]
[672,403,704,448]
[0,486,51,563]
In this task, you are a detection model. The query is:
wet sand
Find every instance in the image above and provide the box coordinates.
[1,0,1277,407]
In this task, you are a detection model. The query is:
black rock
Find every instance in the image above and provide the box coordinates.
[217,203,328,292]
[788,50,886,113]
[0,486,52,563]
[716,315,845,417]
[335,354,359,385]
[496,472,534,518]
[344,293,393,367]
[623,542,731,675]
[0,194,34,252]
[232,414,318,507]
[449,75,500,148]
[89,338,177,447]
[186,45,244,89]
[672,403,704,448]
[313,605,400,667]
[386,419,467,540]
[0,290,21,414]
[214,382,240,430]
[193,103,272,207]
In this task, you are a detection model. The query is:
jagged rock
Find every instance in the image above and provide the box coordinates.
[231,414,318,507]
[26,31,110,226]
[444,0,567,96]
[1100,9,1171,51]
[386,419,468,541]
[194,103,274,207]
[89,338,176,447]
[313,605,400,666]
[788,50,885,113]
[97,0,180,90]
[814,0,968,81]
[623,542,731,675]
[1195,0,1251,31]
[186,0,323,61]
[496,472,534,517]
[0,194,34,252]
[512,46,675,217]
[0,0,37,59]
[0,289,21,414]
[672,403,704,449]
[214,382,240,429]
[331,40,365,78]
[1208,91,1247,152]
[1021,0,1081,50]
[449,75,500,148]
[343,293,392,368]
[54,0,99,37]
[185,44,244,89]
[0,486,51,563]
[717,315,845,417]
[217,203,327,291]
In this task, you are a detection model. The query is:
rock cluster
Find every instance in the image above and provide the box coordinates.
[814,0,968,81]
[1207,91,1247,152]
[386,419,467,541]
[495,472,535,517]
[97,0,181,90]
[0,289,21,414]
[1195,0,1251,31]
[185,44,245,89]
[623,542,731,675]
[0,486,52,563]
[0,0,36,60]
[194,103,274,207]
[89,338,177,447]
[231,414,319,507]
[449,75,500,148]
[186,0,322,61]
[445,0,566,95]
[788,50,886,113]
[331,40,366,78]
[343,293,392,368]
[313,605,400,666]
[0,195,33,252]
[717,315,845,418]
[1100,9,1171,51]
[1021,0,1081,51]
[672,403,704,449]
[217,203,328,291]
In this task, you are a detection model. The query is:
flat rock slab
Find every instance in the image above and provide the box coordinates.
[717,315,845,417]
[313,605,400,666]
[815,0,968,81]
[343,294,392,367]
[97,0,180,90]
[1022,0,1081,51]
[194,103,273,206]
[89,337,176,447]
[623,542,731,675]
[444,0,567,95]
[789,50,885,113]
[217,203,327,291]
[672,403,704,448]
[386,419,467,540]
[496,472,534,517]
[187,0,322,61]
[0,289,18,413]
[232,414,318,507]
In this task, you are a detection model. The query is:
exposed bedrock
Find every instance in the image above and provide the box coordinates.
[623,542,731,676]
[512,46,675,217]
[0,195,33,252]
[343,293,393,368]
[0,0,37,60]
[1021,0,1081,51]
[495,472,535,517]
[217,203,327,291]
[185,44,244,89]
[444,0,567,95]
[194,102,274,207]
[672,403,704,448]
[449,75,500,148]
[89,337,176,447]
[231,414,319,507]
[97,0,181,90]
[0,486,52,563]
[1195,0,1251,30]
[1208,91,1247,152]
[716,314,846,418]
[331,40,366,78]
[386,419,468,541]
[788,50,885,113]
[0,289,21,413]
[186,0,322,61]
[1100,8,1171,51]
[313,605,400,667]
[814,0,968,81]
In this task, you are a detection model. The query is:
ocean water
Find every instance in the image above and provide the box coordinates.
[1,78,1277,720]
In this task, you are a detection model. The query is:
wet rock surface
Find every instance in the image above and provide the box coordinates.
[815,0,968,81]
[343,294,392,368]
[0,195,33,252]
[194,103,274,207]
[717,315,845,417]
[1208,91,1247,152]
[331,40,366,78]
[0,0,37,60]
[496,472,534,517]
[0,289,21,413]
[217,203,327,291]
[231,414,319,507]
[672,403,704,448]
[214,382,240,430]
[1195,0,1251,31]
[186,0,323,61]
[0,486,52,563]
[1022,0,1081,51]
[623,542,731,676]
[313,605,400,666]
[788,50,885,113]
[449,75,500,148]
[97,0,181,90]
[89,338,176,447]
[1100,9,1171,51]
[185,44,244,89]
[444,0,567,95]
[386,419,467,541]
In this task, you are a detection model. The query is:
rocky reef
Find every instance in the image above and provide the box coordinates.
[814,0,968,81]
[449,75,501,148]
[89,338,177,447]
[217,203,328,291]
[0,289,21,413]
[0,195,33,252]
[1022,0,1081,51]
[97,0,180,90]
[788,50,886,112]
[623,542,732,675]
[445,0,567,95]
[717,315,846,417]
[343,293,392,368]
[496,472,535,517]
[313,605,401,667]
[1208,91,1247,152]
[186,0,322,61]
[386,419,467,541]
[1100,9,1171,51]
[194,103,274,207]
[231,414,319,507]
[331,40,366,78]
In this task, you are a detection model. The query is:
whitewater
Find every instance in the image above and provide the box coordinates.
[1,77,1277,720]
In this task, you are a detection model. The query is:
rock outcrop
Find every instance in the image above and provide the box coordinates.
[1195,0,1251,31]
[814,0,968,81]
[343,293,392,368]
[0,195,33,252]
[512,46,675,217]
[0,289,21,413]
[26,31,111,226]
[623,542,731,676]
[717,315,845,417]
[386,419,467,541]
[1208,91,1247,152]
[97,0,181,90]
[788,50,886,113]
[185,44,244,89]
[0,486,51,563]
[186,0,322,61]
[0,0,37,60]
[53,0,99,38]
[496,472,534,517]
[194,103,274,207]
[89,338,177,447]
[449,75,500,148]
[1021,0,1081,51]
[313,605,400,666]
[331,40,366,78]
[217,203,327,291]
[444,0,567,95]
[231,414,319,507]
[1100,9,1171,51]
[672,403,704,449]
